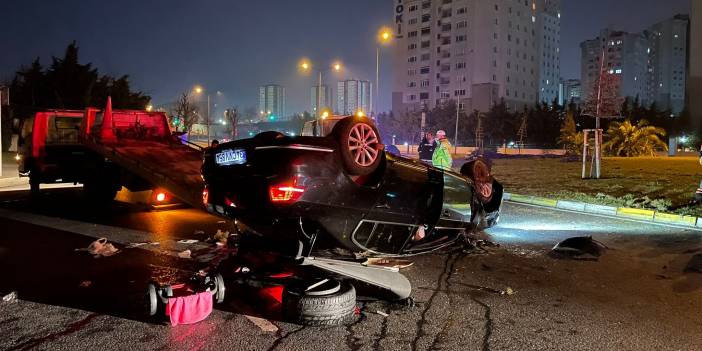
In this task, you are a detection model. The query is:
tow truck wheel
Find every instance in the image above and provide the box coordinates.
[283,279,357,326]
[29,178,40,196]
[333,117,383,176]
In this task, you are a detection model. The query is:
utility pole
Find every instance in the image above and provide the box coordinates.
[475,112,484,151]
[517,113,528,151]
[453,101,460,154]
[0,86,7,177]
[206,94,211,145]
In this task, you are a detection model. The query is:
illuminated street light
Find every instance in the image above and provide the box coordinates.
[192,85,211,144]
[374,26,394,117]
[146,104,153,112]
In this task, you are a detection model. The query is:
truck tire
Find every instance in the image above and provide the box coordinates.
[29,177,40,196]
[333,117,383,176]
[283,280,357,326]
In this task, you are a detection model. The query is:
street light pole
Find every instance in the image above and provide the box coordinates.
[454,102,460,154]
[207,94,211,145]
[374,46,379,117]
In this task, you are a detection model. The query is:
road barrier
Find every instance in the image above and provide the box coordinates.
[504,192,700,228]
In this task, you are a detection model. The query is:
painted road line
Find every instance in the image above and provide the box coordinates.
[583,203,618,216]
[653,212,697,226]
[556,200,586,212]
[530,197,558,208]
[617,207,655,221]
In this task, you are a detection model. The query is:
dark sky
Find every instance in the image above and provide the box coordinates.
[0,0,691,114]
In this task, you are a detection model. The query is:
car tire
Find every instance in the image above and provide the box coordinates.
[460,157,494,203]
[333,117,383,176]
[283,280,357,326]
[213,273,226,304]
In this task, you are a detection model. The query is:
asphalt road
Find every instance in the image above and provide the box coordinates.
[1,187,702,351]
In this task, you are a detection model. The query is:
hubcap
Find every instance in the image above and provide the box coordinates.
[348,123,379,167]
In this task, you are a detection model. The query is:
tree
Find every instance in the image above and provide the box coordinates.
[8,41,150,117]
[224,107,238,139]
[557,110,583,154]
[603,119,668,157]
[170,92,199,135]
[583,71,622,121]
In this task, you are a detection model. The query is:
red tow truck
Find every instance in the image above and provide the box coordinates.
[17,98,205,208]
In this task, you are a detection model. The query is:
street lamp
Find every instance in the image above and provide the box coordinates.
[374,27,393,117]
[299,59,343,120]
[192,85,221,145]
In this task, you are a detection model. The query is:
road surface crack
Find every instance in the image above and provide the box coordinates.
[410,251,459,351]
[267,325,305,351]
[7,313,100,351]
[427,252,464,350]
[470,296,493,351]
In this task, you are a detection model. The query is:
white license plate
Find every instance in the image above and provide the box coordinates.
[215,149,246,165]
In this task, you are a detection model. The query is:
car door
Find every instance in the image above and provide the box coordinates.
[351,155,435,255]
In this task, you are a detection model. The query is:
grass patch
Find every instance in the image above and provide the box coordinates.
[490,156,702,216]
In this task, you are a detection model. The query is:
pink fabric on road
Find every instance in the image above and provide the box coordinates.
[165,291,213,326]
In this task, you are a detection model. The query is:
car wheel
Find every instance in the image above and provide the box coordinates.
[333,117,383,176]
[461,157,493,202]
[283,279,357,326]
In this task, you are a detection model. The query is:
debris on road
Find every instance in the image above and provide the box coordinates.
[178,249,192,259]
[501,287,515,296]
[375,310,389,317]
[364,258,414,269]
[76,238,120,258]
[126,242,159,249]
[550,236,607,260]
[213,230,229,244]
[79,280,92,288]
[2,291,17,303]
[178,239,199,244]
[684,254,702,273]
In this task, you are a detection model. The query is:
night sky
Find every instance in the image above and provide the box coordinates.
[0,0,691,114]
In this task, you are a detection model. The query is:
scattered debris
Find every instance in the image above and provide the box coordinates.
[126,242,159,249]
[550,236,607,260]
[375,310,389,317]
[178,239,199,244]
[79,280,92,288]
[76,238,120,258]
[500,287,515,296]
[213,230,230,244]
[684,254,702,273]
[178,250,192,259]
[364,258,414,269]
[2,291,17,303]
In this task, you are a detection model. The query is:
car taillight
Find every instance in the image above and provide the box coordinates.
[269,179,305,203]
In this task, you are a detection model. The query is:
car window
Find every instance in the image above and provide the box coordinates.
[46,116,82,144]
[442,173,472,216]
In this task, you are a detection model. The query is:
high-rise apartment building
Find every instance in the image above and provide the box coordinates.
[337,80,372,115]
[391,0,560,115]
[537,0,561,103]
[580,29,649,107]
[258,84,285,120]
[559,78,582,105]
[311,85,332,114]
[646,15,689,114]
[689,3,701,123]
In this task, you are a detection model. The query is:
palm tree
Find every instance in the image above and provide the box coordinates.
[603,119,668,157]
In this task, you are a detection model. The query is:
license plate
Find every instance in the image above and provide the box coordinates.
[215,149,246,165]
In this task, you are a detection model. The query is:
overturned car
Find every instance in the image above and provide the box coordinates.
[202,115,501,257]
[200,115,502,324]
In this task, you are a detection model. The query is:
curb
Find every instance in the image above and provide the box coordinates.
[503,192,700,228]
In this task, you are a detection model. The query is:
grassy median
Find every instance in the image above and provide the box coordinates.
[489,156,702,216]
